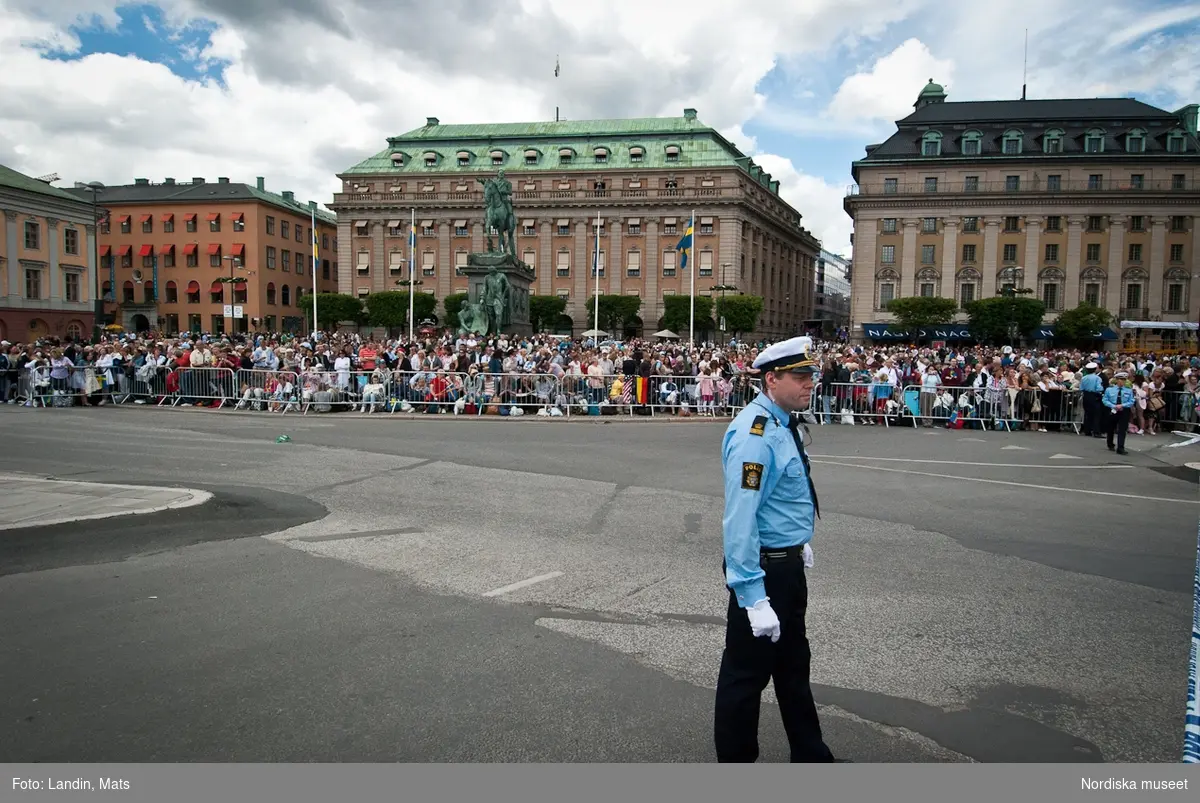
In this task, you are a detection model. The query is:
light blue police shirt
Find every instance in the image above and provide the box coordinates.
[1079,373,1103,393]
[1102,384,1134,409]
[721,392,816,609]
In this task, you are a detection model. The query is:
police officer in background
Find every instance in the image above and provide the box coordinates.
[1102,371,1135,455]
[714,336,837,763]
[1078,362,1104,437]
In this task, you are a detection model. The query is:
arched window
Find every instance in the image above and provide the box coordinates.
[960,130,982,156]
[875,268,900,310]
[1043,128,1065,154]
[1125,128,1147,153]
[1122,267,1149,314]
[1084,127,1106,153]
[267,282,277,305]
[165,280,178,304]
[1038,267,1065,311]
[956,267,981,308]
[916,267,940,297]
[1002,129,1023,155]
[101,280,113,301]
[281,285,291,306]
[1079,267,1106,307]
[921,131,943,157]
[186,281,201,304]
[1164,268,1190,313]
[122,280,135,303]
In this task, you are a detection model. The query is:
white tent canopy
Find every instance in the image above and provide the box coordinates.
[581,329,607,337]
[1120,320,1199,330]
[653,329,680,338]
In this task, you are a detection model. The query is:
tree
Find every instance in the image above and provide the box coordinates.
[965,296,1045,345]
[715,295,764,337]
[586,294,642,331]
[442,293,468,332]
[1053,302,1114,346]
[366,291,437,333]
[313,293,364,328]
[529,295,567,333]
[659,295,715,335]
[885,296,958,337]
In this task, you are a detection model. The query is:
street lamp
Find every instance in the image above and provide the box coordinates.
[219,255,250,338]
[80,181,105,341]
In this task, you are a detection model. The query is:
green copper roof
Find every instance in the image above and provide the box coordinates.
[0,163,93,205]
[339,111,784,196]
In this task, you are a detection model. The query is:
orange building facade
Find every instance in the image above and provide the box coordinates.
[66,176,338,336]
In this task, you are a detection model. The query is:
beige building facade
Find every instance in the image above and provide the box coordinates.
[844,81,1200,350]
[330,109,819,339]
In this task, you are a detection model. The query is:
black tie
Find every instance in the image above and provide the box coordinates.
[787,416,821,519]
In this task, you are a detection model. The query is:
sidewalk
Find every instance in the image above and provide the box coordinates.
[0,474,212,530]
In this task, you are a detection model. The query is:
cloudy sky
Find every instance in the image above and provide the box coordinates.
[2,0,1198,257]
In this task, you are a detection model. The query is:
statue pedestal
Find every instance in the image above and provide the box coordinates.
[464,252,535,337]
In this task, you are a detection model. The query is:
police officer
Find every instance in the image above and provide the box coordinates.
[714,336,837,763]
[1102,371,1135,455]
[1078,362,1104,437]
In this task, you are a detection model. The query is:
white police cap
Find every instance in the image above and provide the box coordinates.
[751,336,818,373]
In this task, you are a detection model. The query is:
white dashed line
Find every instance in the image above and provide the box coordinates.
[482,571,564,597]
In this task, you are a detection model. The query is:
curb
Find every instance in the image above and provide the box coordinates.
[0,474,214,531]
[93,405,737,424]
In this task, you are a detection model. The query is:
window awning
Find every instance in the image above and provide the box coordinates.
[234,280,247,291]
[354,220,367,228]
[700,217,713,225]
[593,147,607,155]
[388,220,400,228]
[99,245,112,256]
[139,214,153,224]
[454,219,466,227]
[184,214,196,221]
[629,147,644,155]
[557,218,569,226]
[183,244,198,255]
[231,213,244,222]
[626,218,641,226]
[523,219,535,227]
[160,213,174,223]
[159,244,174,255]
[117,245,132,256]
[207,243,221,255]
[138,245,154,257]
[421,219,433,228]
[664,217,677,225]
[209,281,223,293]
[206,213,220,222]
[117,215,130,224]
[231,243,245,257]
[524,149,539,158]
[186,281,200,292]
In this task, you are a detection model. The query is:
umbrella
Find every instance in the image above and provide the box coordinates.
[581,329,606,337]
[652,329,680,339]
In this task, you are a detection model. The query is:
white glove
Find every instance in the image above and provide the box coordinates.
[746,598,781,642]
[803,543,814,568]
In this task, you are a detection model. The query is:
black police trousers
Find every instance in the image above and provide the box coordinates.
[1081,392,1102,436]
[714,550,834,763]
[1106,406,1131,451]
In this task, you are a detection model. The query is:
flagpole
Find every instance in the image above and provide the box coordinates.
[408,208,415,342]
[689,209,695,345]
[593,210,600,338]
[310,206,318,337]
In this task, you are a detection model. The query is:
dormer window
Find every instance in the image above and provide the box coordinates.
[629,146,644,162]
[524,149,539,165]
[423,151,439,167]
[665,145,680,162]
[1002,130,1023,155]
[921,131,942,156]
[558,147,574,163]
[1043,128,1064,154]
[1084,128,1106,153]
[490,149,506,166]
[1167,130,1187,153]
[389,152,404,166]
[593,147,608,163]
[1125,129,1146,153]
[961,130,982,156]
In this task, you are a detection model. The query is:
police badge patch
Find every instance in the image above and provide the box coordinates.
[749,415,768,436]
[741,462,764,491]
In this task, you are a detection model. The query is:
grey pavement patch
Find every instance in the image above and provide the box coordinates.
[293,526,424,543]
[683,512,701,536]
[0,475,212,530]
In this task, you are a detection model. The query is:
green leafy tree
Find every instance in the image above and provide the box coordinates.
[442,293,468,332]
[885,296,958,337]
[366,291,437,332]
[313,293,365,328]
[659,295,715,335]
[529,295,567,333]
[715,295,764,337]
[1053,303,1114,346]
[586,294,642,331]
[965,296,1045,345]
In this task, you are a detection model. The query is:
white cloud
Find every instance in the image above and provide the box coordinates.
[826,38,955,127]
[751,154,852,256]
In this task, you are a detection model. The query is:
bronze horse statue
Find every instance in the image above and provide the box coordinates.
[477,172,517,258]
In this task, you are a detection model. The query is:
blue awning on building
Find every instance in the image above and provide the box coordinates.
[1032,325,1119,341]
[862,323,973,341]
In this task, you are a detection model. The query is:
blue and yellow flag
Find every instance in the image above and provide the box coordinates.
[674,216,694,269]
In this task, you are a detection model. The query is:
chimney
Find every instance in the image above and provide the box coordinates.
[218,177,230,184]
[134,178,149,185]
[192,177,205,184]
[426,116,439,126]
[308,200,317,211]
[163,177,175,185]
[256,177,265,191]
[683,108,697,121]
[282,191,294,201]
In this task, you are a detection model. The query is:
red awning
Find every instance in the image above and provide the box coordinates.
[186,281,200,293]
[117,215,130,224]
[232,213,244,222]
[234,280,247,291]
[160,213,174,223]
[183,244,197,255]
[207,244,221,255]
[184,213,196,221]
[117,245,132,256]
[231,243,245,257]
[209,281,224,293]
[206,213,220,222]
[138,244,153,257]
[99,245,112,256]
[159,244,174,255]
[139,214,153,224]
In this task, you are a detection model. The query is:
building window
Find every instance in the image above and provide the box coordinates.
[662,251,677,277]
[962,244,977,262]
[120,216,131,234]
[163,217,174,233]
[522,249,537,275]
[455,251,467,276]
[1086,243,1101,262]
[209,214,220,232]
[699,250,713,276]
[355,249,369,273]
[922,217,937,233]
[1130,215,1144,232]
[1043,129,1064,153]
[1002,130,1023,154]
[23,221,39,249]
[1130,174,1144,190]
[454,225,468,237]
[1087,216,1103,232]
[1084,282,1101,306]
[163,247,175,268]
[1166,132,1186,153]
[884,178,897,194]
[959,281,976,307]
[963,176,978,192]
[1002,243,1018,262]
[1084,128,1105,153]
[962,217,978,233]
[699,222,713,235]
[626,250,641,277]
[209,247,222,267]
[282,221,291,239]
[1167,283,1186,313]
[627,222,641,235]
[664,145,679,162]
[282,250,291,272]
[263,247,274,270]
[1045,244,1059,262]
[961,131,981,155]
[1045,216,1061,232]
[1128,244,1142,262]
[1005,175,1020,192]
[882,218,897,233]
[421,251,435,276]
[556,250,570,277]
[1172,216,1188,232]
[881,245,896,264]
[143,251,154,268]
[924,177,938,193]
[920,283,934,297]
[1172,174,1186,190]
[1171,244,1184,262]
[921,245,936,264]
[63,228,79,255]
[1042,283,1060,310]
[266,216,275,235]
[1125,282,1143,310]
[63,272,80,302]
[1004,216,1020,232]
[878,281,895,308]
[1088,174,1103,190]
[1046,175,1061,192]
[165,282,178,303]
[556,289,569,301]
[922,131,942,156]
[629,147,643,162]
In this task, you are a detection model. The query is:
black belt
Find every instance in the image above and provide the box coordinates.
[760,544,805,562]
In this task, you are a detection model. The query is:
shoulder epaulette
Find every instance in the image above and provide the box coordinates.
[749,415,768,436]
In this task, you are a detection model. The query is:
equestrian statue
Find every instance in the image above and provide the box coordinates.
[476,169,517,259]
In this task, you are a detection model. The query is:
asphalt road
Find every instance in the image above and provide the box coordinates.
[0,405,1195,763]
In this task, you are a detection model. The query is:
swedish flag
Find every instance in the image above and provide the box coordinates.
[675,216,694,270]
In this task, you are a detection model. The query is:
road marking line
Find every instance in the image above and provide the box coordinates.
[482,571,564,597]
[811,460,1199,505]
[808,455,1130,469]
[1049,454,1083,460]
[1001,445,1030,450]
